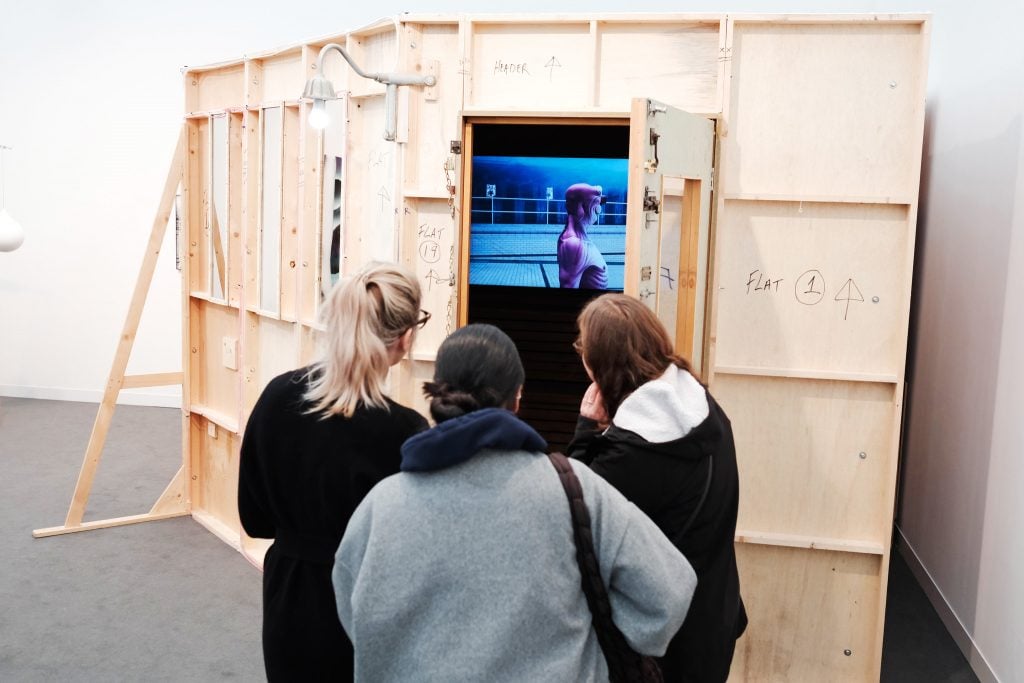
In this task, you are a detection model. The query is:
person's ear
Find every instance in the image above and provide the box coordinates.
[512,385,523,414]
[387,328,415,365]
[400,327,414,353]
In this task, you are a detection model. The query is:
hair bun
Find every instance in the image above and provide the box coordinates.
[423,381,481,422]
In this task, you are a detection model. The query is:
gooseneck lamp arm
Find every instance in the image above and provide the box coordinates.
[302,42,436,141]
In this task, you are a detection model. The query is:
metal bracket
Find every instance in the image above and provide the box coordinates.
[450,140,462,155]
[643,186,660,213]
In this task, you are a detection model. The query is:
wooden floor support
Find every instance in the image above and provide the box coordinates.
[32,128,188,539]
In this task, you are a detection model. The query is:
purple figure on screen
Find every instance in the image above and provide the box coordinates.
[557,183,608,289]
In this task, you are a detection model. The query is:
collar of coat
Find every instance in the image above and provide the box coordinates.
[400,407,547,473]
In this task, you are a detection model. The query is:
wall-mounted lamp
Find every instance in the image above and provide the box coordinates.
[301,39,436,141]
[0,144,25,252]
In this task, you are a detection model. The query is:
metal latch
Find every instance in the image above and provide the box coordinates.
[645,128,660,173]
[450,140,462,155]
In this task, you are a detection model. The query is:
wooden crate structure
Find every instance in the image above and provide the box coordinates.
[42,13,929,682]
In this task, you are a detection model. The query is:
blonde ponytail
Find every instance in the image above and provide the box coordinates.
[305,261,422,417]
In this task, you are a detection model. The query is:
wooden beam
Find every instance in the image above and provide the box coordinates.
[121,372,183,389]
[34,511,190,539]
[149,465,188,515]
[735,530,885,555]
[61,128,186,529]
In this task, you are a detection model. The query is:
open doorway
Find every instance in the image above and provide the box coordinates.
[460,119,629,449]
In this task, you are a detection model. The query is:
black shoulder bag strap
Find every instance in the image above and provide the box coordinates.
[547,452,663,683]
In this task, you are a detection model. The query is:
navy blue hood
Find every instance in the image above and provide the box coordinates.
[401,408,547,472]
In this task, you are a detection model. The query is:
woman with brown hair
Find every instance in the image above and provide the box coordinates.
[568,293,748,683]
[238,261,430,681]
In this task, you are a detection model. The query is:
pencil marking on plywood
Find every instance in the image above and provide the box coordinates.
[377,187,391,212]
[425,268,451,291]
[746,269,784,294]
[544,56,562,81]
[660,266,676,290]
[834,278,865,320]
[795,269,825,306]
[494,60,530,76]
[419,240,441,264]
[418,223,446,240]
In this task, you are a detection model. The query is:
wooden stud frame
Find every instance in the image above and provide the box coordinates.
[38,13,929,682]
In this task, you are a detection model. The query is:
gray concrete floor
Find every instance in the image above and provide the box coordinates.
[0,396,976,681]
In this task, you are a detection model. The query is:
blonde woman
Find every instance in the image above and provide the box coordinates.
[238,261,430,682]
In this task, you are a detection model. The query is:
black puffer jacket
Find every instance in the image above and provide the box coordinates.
[568,365,747,683]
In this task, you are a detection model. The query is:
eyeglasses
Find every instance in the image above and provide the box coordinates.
[414,309,431,329]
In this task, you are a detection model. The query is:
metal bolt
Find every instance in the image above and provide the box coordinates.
[859,452,867,460]
[844,649,852,656]
[872,296,880,303]
[889,81,897,89]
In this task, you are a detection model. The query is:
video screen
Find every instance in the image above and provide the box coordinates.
[469,124,628,290]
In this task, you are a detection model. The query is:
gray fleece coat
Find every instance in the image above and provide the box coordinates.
[333,408,696,682]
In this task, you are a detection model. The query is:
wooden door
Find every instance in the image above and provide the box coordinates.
[625,98,715,372]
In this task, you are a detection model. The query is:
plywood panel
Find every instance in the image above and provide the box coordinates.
[403,198,456,357]
[189,299,240,417]
[597,22,719,113]
[346,96,399,265]
[260,52,304,103]
[713,374,896,544]
[713,200,910,377]
[728,544,882,682]
[189,416,241,534]
[346,29,398,98]
[256,316,298,390]
[724,22,926,199]
[469,23,592,109]
[403,24,462,196]
[190,65,245,113]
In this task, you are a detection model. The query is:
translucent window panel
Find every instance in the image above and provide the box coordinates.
[320,98,347,303]
[210,114,229,302]
[260,107,283,315]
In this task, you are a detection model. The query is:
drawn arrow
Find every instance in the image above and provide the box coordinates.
[545,56,562,81]
[424,269,451,291]
[377,186,391,212]
[834,278,864,320]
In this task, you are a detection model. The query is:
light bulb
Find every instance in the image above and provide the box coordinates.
[309,99,329,130]
[0,208,25,252]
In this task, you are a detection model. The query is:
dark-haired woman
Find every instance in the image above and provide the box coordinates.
[238,261,430,681]
[568,293,747,683]
[333,323,696,682]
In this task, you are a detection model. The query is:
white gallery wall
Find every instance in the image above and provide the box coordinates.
[0,1,1021,681]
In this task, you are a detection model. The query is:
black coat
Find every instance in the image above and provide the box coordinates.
[238,368,429,682]
[568,390,747,683]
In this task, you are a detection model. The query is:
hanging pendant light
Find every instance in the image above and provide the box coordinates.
[0,144,25,252]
